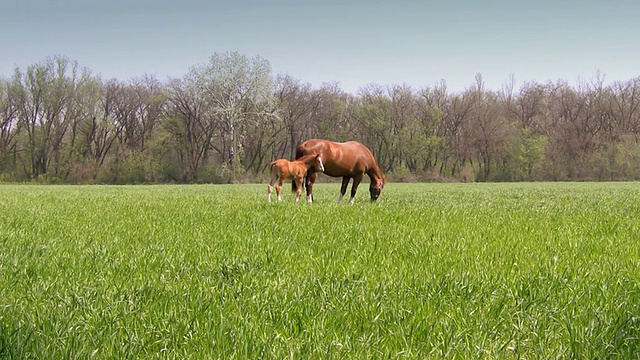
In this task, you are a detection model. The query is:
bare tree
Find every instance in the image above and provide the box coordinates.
[275,75,319,159]
[164,73,217,182]
[468,76,509,180]
[116,75,165,153]
[408,96,443,174]
[312,82,352,142]
[0,77,19,171]
[197,51,275,179]
[440,86,476,177]
[609,77,640,136]
[76,79,123,180]
[13,56,87,180]
[352,84,394,171]
[109,75,166,182]
[546,79,605,179]
[418,80,450,173]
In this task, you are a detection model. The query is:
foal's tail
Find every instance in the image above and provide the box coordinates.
[267,161,276,175]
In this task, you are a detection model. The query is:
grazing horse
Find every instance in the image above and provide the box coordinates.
[268,153,325,202]
[294,139,385,203]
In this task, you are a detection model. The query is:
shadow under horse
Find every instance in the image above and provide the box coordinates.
[293,139,385,203]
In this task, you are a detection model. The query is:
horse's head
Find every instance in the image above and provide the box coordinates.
[369,175,385,201]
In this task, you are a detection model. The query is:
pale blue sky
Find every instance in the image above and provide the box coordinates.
[1,0,639,93]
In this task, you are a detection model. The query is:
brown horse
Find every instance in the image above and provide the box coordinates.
[294,139,385,203]
[268,153,325,202]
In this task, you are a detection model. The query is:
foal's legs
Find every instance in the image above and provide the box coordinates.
[294,178,303,202]
[275,177,285,201]
[338,176,351,203]
[267,172,278,202]
[305,171,317,203]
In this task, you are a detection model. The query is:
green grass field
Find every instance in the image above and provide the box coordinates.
[1,183,640,358]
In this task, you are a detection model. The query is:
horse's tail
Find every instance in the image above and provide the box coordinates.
[268,161,279,182]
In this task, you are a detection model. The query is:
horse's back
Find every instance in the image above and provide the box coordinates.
[342,141,375,158]
[298,139,367,158]
[297,139,376,176]
[296,139,329,157]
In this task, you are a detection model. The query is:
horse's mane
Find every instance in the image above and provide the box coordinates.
[368,162,384,179]
[295,153,320,163]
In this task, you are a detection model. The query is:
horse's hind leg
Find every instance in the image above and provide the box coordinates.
[305,171,317,203]
[349,174,364,204]
[338,176,351,203]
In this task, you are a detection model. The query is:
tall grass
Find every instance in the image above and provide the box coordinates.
[1,183,639,358]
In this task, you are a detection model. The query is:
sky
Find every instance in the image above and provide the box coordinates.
[1,0,639,94]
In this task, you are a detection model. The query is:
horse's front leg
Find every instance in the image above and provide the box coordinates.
[349,174,364,204]
[305,171,317,203]
[338,177,351,203]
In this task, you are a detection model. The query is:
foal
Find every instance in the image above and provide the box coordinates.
[268,153,324,202]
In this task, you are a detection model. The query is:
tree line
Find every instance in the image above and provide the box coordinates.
[1,52,640,184]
